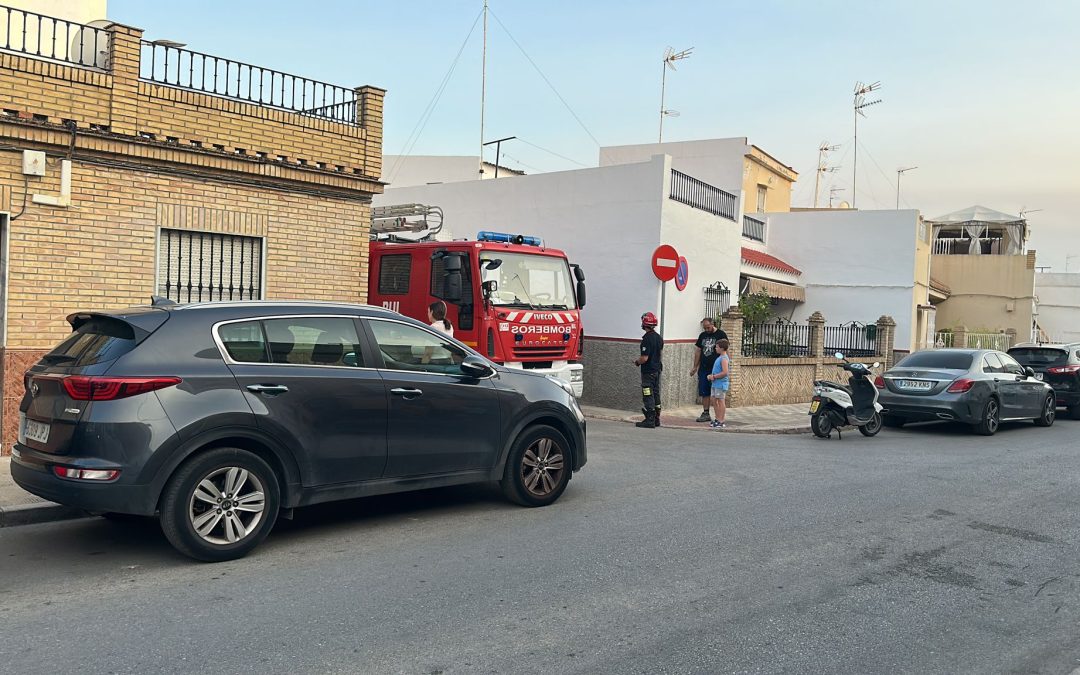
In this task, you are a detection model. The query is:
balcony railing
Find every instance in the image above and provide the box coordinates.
[933,237,1006,255]
[742,214,766,242]
[0,4,110,69]
[140,41,358,125]
[669,169,737,221]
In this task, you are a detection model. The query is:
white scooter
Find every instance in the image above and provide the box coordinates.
[809,352,884,438]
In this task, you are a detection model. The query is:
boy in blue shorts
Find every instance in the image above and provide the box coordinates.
[706,339,730,429]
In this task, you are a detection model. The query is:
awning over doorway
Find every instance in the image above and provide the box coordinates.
[746,277,806,302]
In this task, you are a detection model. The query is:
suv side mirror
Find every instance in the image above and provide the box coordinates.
[460,354,495,378]
[1024,366,1036,378]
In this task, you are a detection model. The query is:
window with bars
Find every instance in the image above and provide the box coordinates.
[157,228,263,303]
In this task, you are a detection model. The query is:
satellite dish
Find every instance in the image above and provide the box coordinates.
[838,201,852,209]
[70,19,111,70]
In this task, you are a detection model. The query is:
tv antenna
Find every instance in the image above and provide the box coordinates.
[658,46,693,142]
[896,166,917,209]
[828,186,845,208]
[852,80,882,208]
[813,141,840,208]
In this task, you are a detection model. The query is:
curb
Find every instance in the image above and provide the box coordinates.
[0,502,87,528]
[584,412,809,435]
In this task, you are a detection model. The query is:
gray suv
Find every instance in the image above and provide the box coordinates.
[11,300,587,561]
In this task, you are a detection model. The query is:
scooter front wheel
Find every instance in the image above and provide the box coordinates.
[811,410,833,438]
[859,412,883,437]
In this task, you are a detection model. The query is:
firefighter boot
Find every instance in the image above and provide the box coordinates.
[635,410,657,428]
[654,406,662,427]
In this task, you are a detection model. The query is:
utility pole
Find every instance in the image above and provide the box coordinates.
[482,136,516,178]
[659,47,692,143]
[813,142,840,208]
[478,0,488,177]
[896,166,917,209]
[852,81,882,208]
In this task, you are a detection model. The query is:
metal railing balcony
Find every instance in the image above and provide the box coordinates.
[0,4,110,69]
[742,214,766,242]
[669,169,737,221]
[140,41,358,125]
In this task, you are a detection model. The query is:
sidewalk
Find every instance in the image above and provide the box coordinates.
[582,403,811,434]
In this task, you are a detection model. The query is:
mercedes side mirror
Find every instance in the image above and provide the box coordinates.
[1024,366,1036,378]
[460,354,495,378]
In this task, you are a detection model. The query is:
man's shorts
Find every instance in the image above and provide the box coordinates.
[697,368,712,397]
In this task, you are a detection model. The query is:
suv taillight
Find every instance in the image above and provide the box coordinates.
[947,378,974,393]
[62,376,182,401]
[1047,365,1080,374]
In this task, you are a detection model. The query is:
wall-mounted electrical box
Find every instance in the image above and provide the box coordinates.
[22,150,46,176]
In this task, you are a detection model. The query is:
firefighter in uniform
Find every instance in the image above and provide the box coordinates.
[634,312,663,428]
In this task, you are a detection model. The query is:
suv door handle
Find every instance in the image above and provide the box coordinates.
[247,384,289,395]
[390,387,423,399]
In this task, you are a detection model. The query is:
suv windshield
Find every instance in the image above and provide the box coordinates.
[1008,347,1069,366]
[895,351,974,370]
[479,252,577,310]
[44,316,137,367]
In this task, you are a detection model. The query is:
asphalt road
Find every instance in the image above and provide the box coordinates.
[2,418,1079,675]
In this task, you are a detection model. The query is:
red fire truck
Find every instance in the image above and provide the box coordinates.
[367,204,586,396]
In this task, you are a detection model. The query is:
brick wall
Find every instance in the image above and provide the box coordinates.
[0,16,384,452]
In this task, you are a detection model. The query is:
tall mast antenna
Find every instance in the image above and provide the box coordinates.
[478,0,489,177]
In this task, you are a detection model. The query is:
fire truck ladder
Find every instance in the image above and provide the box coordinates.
[371,203,444,241]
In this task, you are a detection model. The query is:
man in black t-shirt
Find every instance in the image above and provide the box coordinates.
[634,312,663,428]
[690,317,729,422]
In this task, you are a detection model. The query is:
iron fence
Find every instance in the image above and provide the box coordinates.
[0,4,109,69]
[742,319,811,358]
[824,321,877,358]
[669,169,737,221]
[966,332,1011,351]
[742,214,766,242]
[703,281,731,320]
[157,228,263,303]
[140,41,358,124]
[934,331,954,348]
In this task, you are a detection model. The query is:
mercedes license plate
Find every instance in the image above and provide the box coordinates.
[897,379,933,391]
[21,415,50,444]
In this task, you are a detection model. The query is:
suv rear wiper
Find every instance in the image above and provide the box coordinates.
[40,354,77,364]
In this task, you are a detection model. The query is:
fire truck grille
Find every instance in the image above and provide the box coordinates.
[513,346,567,359]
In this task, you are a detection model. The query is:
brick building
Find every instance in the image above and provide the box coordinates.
[0,4,384,449]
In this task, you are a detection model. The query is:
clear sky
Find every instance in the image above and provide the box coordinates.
[111,0,1080,271]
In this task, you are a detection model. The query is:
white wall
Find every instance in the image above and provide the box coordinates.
[765,209,922,350]
[599,138,749,195]
[375,155,669,340]
[1036,272,1080,343]
[659,197,743,341]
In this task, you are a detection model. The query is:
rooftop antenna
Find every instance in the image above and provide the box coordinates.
[895,166,917,209]
[478,0,489,178]
[813,142,841,208]
[1018,206,1043,219]
[659,46,693,143]
[1067,254,1078,273]
[828,186,845,208]
[852,80,882,208]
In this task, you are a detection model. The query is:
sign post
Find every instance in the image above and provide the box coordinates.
[651,244,680,340]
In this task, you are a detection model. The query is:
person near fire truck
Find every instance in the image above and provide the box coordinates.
[634,312,663,428]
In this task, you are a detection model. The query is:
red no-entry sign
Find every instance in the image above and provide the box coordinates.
[651,244,679,282]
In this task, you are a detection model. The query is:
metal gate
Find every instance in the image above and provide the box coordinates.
[703,281,731,319]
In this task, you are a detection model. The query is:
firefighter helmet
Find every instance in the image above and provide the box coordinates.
[640,312,658,328]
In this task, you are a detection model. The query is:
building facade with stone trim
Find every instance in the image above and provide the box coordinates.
[0,7,384,450]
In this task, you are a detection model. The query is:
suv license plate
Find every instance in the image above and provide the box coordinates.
[898,380,932,391]
[22,417,50,444]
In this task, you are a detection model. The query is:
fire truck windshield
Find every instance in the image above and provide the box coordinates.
[479,252,578,310]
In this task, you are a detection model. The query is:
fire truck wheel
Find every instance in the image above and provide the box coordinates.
[500,425,571,507]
